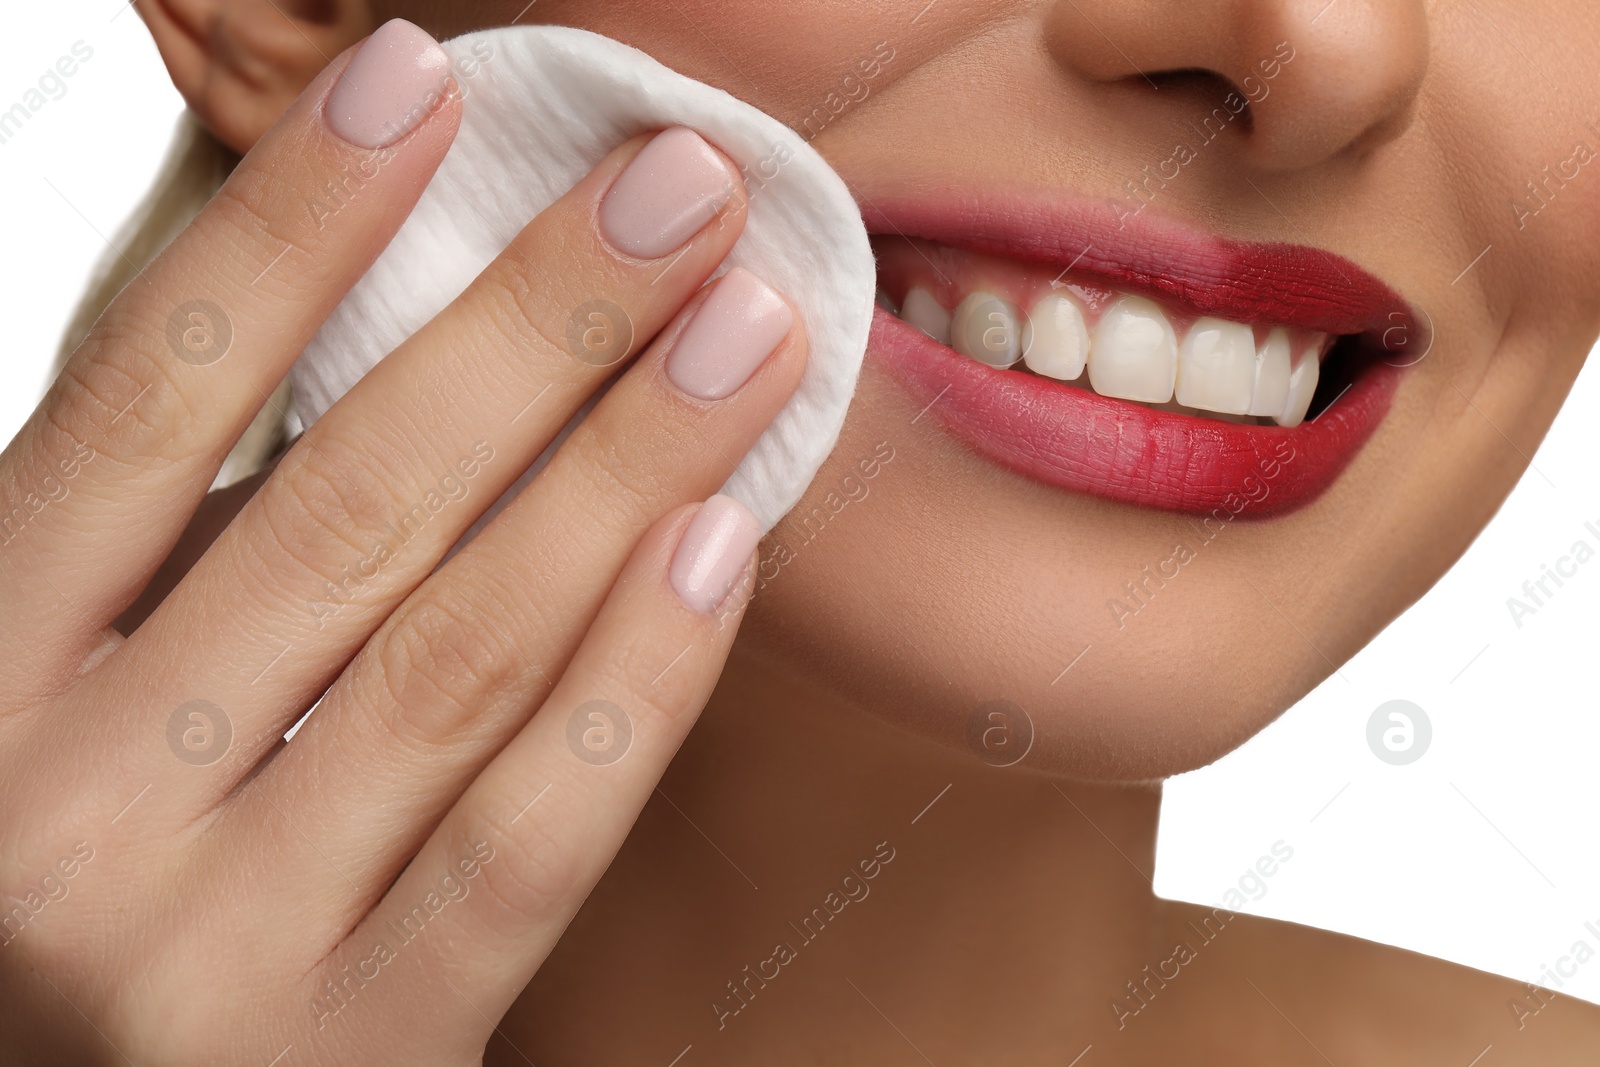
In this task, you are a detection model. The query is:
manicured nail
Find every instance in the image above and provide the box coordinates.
[325,20,451,150]
[666,268,794,401]
[670,495,761,613]
[599,127,734,258]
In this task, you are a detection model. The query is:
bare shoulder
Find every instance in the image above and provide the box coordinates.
[1148,902,1600,1065]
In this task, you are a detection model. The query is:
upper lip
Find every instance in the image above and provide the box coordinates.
[859,193,1422,345]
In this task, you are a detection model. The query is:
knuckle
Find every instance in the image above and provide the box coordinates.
[568,430,663,517]
[552,630,712,763]
[198,171,332,306]
[607,628,709,733]
[209,171,301,267]
[54,320,203,467]
[206,177,328,303]
[455,812,585,930]
[372,589,523,745]
[250,433,411,588]
[210,170,278,241]
[474,258,576,367]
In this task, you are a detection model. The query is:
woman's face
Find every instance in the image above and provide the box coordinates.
[383,0,1600,778]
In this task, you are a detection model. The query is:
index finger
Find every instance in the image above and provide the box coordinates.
[0,20,460,683]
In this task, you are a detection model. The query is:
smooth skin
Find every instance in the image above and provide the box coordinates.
[0,25,808,1067]
[6,0,1600,1064]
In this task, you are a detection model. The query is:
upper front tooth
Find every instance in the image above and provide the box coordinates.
[1275,347,1321,427]
[952,291,1024,368]
[1021,293,1089,380]
[1248,327,1292,417]
[1089,295,1177,404]
[901,287,951,345]
[1176,317,1255,414]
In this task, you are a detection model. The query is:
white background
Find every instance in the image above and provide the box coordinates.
[6,3,1599,1005]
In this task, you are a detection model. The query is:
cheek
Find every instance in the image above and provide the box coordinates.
[509,0,927,130]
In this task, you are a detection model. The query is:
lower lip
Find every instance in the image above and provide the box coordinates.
[870,308,1400,517]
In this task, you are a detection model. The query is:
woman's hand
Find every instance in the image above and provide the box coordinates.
[0,20,803,1066]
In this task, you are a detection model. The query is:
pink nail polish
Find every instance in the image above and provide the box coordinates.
[325,20,451,150]
[666,268,794,401]
[670,496,761,613]
[599,127,734,258]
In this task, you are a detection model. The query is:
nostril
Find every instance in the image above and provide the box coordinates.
[1141,68,1257,134]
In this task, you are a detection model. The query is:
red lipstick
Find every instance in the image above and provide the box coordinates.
[863,195,1420,516]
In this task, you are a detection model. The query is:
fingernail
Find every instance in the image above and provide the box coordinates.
[666,268,794,401]
[670,495,761,613]
[325,20,451,150]
[599,127,735,258]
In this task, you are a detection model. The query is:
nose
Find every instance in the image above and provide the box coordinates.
[1044,0,1430,171]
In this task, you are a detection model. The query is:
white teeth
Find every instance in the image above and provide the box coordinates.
[951,290,1024,368]
[1275,347,1321,427]
[901,287,951,345]
[1089,295,1177,404]
[1247,327,1292,417]
[1175,317,1255,414]
[889,278,1337,428]
[1021,293,1089,380]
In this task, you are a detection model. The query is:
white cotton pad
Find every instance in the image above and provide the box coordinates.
[290,25,875,532]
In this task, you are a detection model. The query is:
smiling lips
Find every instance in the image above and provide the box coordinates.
[862,196,1422,517]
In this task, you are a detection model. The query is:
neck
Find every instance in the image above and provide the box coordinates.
[512,643,1174,1062]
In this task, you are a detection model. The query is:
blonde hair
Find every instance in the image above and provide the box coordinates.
[55,112,294,487]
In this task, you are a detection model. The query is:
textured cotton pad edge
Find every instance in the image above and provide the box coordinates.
[290,26,876,532]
